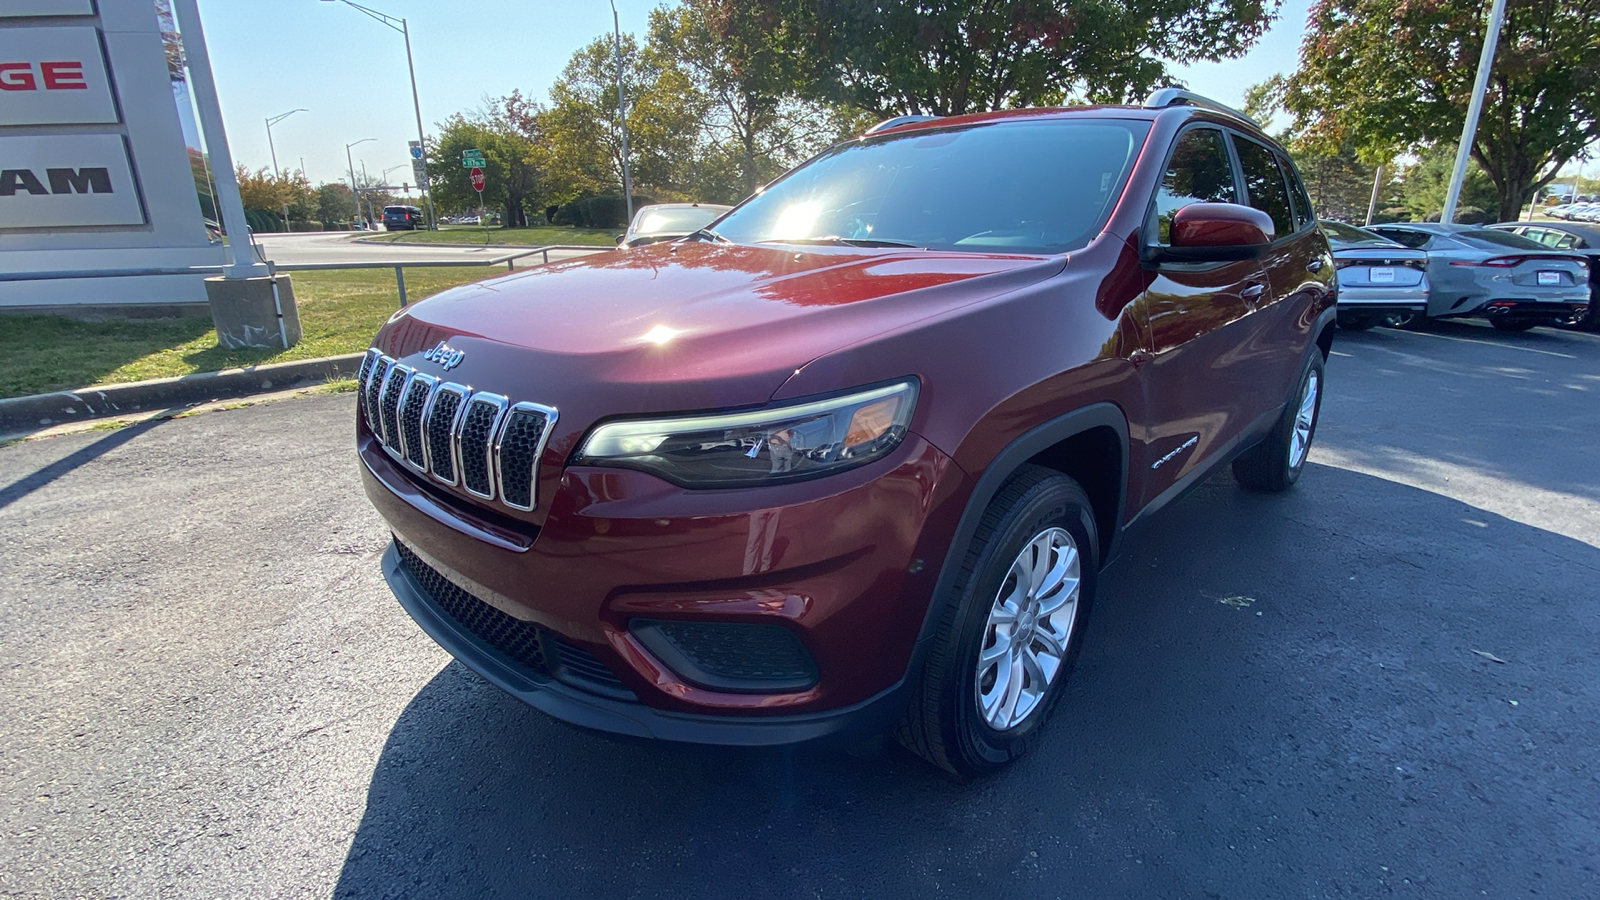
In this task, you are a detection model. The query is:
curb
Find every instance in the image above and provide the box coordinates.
[0,353,365,436]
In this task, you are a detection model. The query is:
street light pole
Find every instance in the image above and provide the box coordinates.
[266,108,307,230]
[609,0,634,224]
[1440,0,1507,224]
[264,108,307,180]
[323,1,437,230]
[346,137,374,229]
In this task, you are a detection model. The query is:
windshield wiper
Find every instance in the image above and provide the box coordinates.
[758,236,927,249]
[684,228,730,243]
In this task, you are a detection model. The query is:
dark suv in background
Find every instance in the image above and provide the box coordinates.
[355,89,1335,776]
[382,205,424,231]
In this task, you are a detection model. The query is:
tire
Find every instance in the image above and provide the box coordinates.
[895,466,1098,778]
[1233,353,1324,492]
[1336,312,1378,331]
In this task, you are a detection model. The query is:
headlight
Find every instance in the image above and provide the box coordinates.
[575,380,918,487]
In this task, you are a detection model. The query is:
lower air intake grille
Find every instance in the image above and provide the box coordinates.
[630,619,818,693]
[394,542,630,697]
[396,541,551,675]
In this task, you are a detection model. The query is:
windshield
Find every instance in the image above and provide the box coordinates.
[632,206,724,236]
[1319,219,1400,248]
[713,119,1150,255]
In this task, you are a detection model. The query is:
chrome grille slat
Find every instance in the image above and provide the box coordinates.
[422,383,467,486]
[363,354,391,433]
[398,373,437,469]
[456,393,508,500]
[376,364,411,454]
[494,402,558,512]
[361,350,556,512]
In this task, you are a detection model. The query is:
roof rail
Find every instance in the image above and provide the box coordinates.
[863,114,941,135]
[1142,87,1261,129]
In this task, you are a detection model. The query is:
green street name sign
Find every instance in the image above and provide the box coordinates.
[461,149,485,168]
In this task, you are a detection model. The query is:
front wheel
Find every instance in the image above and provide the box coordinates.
[1233,353,1324,492]
[895,466,1097,778]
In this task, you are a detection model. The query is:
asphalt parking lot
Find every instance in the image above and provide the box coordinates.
[2,320,1597,899]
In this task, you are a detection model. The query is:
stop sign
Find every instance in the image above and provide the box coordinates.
[470,167,485,192]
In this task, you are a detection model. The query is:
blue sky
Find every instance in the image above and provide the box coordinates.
[197,0,1316,190]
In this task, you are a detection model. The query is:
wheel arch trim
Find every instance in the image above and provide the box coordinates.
[912,402,1129,654]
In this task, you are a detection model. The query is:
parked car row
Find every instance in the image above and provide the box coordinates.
[1323,220,1593,333]
[1547,202,1600,222]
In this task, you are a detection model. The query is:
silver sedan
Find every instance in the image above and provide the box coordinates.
[1367,223,1591,332]
[1321,220,1429,330]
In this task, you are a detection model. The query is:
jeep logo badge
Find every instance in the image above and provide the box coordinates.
[422,341,465,371]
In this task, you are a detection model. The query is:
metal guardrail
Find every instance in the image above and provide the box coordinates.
[0,243,605,306]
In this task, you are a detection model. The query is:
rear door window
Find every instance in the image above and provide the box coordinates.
[1150,127,1237,244]
[1233,137,1295,239]
[1279,152,1315,230]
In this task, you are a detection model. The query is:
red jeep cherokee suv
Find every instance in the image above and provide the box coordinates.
[356,89,1336,776]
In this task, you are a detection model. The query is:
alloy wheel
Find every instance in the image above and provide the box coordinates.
[975,527,1082,731]
[1289,369,1320,470]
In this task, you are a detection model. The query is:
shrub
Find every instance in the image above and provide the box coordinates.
[1371,207,1411,224]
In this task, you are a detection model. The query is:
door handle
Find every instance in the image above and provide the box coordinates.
[1241,282,1266,300]
[1307,259,1325,273]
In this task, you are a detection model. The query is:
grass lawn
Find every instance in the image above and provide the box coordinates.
[359,224,618,248]
[0,266,496,399]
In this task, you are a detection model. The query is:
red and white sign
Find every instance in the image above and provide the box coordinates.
[0,27,117,125]
[470,167,485,192]
[0,134,145,228]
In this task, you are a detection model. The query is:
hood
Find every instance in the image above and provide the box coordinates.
[377,242,1064,415]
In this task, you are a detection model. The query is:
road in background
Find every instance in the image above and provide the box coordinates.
[251,231,601,268]
[1,321,1597,898]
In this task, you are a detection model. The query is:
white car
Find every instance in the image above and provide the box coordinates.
[1320,220,1429,330]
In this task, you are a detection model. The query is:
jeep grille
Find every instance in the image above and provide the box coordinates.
[358,349,558,512]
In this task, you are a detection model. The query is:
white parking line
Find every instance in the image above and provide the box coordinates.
[1386,328,1577,359]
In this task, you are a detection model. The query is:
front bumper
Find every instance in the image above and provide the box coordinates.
[361,427,967,740]
[382,543,908,745]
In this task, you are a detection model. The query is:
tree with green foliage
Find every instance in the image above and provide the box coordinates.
[746,0,1279,116]
[429,95,543,227]
[647,0,861,200]
[1283,0,1600,222]
[541,34,705,204]
[1398,145,1500,224]
[315,182,357,228]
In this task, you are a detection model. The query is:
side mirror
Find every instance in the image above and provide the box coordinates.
[1154,202,1274,263]
[614,234,626,246]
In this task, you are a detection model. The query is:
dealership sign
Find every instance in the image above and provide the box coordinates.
[0,0,95,17]
[0,26,118,125]
[0,134,145,228]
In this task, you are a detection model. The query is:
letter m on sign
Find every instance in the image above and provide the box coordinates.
[46,167,112,194]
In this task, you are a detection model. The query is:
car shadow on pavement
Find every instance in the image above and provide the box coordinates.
[0,414,170,510]
[333,464,1600,900]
